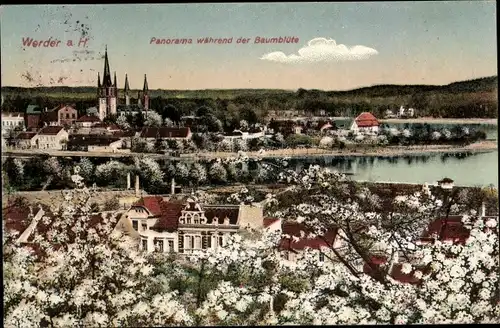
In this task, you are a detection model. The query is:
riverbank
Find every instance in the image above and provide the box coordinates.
[2,140,497,161]
[380,117,497,125]
[190,140,497,160]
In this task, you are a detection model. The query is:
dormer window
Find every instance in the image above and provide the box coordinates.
[223,217,230,225]
[193,213,200,224]
[213,217,219,225]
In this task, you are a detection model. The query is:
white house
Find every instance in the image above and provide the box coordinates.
[398,106,415,118]
[1,112,25,137]
[125,196,264,254]
[354,112,380,134]
[35,126,68,150]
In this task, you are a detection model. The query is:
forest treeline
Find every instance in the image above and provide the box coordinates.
[1,76,497,121]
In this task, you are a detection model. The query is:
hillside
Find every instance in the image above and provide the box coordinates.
[1,76,496,99]
[1,76,497,119]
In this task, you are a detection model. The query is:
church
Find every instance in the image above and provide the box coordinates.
[96,46,151,120]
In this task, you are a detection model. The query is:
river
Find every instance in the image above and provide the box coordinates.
[288,150,498,188]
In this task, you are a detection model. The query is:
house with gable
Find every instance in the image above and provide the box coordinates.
[76,114,101,128]
[35,126,69,150]
[125,195,264,254]
[354,112,380,134]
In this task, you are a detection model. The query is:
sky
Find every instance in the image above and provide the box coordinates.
[0,2,497,91]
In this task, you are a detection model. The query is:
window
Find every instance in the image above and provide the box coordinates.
[141,223,147,231]
[218,236,224,247]
[185,214,191,224]
[141,239,148,251]
[168,239,175,253]
[154,238,164,252]
[319,252,325,262]
[72,113,76,119]
[132,220,138,231]
[193,214,199,224]
[66,113,69,119]
[194,235,202,249]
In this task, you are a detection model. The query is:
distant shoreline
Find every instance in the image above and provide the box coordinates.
[380,118,497,125]
[2,141,497,160]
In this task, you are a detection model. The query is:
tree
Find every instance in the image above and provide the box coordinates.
[3,171,192,327]
[164,118,174,127]
[103,196,121,211]
[174,162,189,185]
[116,115,131,130]
[209,161,228,184]
[239,120,249,132]
[134,112,145,128]
[189,162,207,187]
[144,111,163,128]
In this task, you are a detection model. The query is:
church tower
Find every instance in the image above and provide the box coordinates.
[141,74,149,111]
[98,46,117,121]
[124,74,130,106]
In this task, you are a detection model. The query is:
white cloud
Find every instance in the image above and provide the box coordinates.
[260,37,378,63]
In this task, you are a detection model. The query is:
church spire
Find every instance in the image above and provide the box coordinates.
[124,74,130,93]
[102,45,112,87]
[97,72,101,88]
[113,72,117,87]
[143,74,149,92]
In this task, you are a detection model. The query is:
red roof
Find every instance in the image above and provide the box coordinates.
[355,112,379,127]
[38,126,64,135]
[76,115,101,123]
[278,221,338,251]
[133,196,184,232]
[2,199,34,234]
[263,217,280,228]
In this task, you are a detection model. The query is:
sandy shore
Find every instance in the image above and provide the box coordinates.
[380,117,497,125]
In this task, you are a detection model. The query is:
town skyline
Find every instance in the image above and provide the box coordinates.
[1,2,497,90]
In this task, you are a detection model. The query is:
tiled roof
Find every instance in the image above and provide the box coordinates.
[263,217,280,228]
[279,221,338,251]
[41,110,59,123]
[204,205,240,225]
[140,127,191,138]
[76,115,101,123]
[16,131,37,140]
[38,126,64,135]
[355,112,379,127]
[2,200,34,234]
[134,196,184,232]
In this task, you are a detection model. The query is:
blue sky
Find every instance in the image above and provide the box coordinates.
[1,2,497,90]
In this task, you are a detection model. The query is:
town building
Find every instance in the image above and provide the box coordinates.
[125,195,264,254]
[75,115,101,128]
[35,126,68,150]
[40,105,78,127]
[354,112,380,134]
[398,106,415,118]
[13,131,37,149]
[1,112,25,135]
[97,47,151,121]
[25,105,43,129]
[140,127,192,141]
[67,134,125,152]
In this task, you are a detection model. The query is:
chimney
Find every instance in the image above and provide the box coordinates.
[126,172,131,190]
[481,201,486,217]
[171,177,175,195]
[135,175,140,197]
